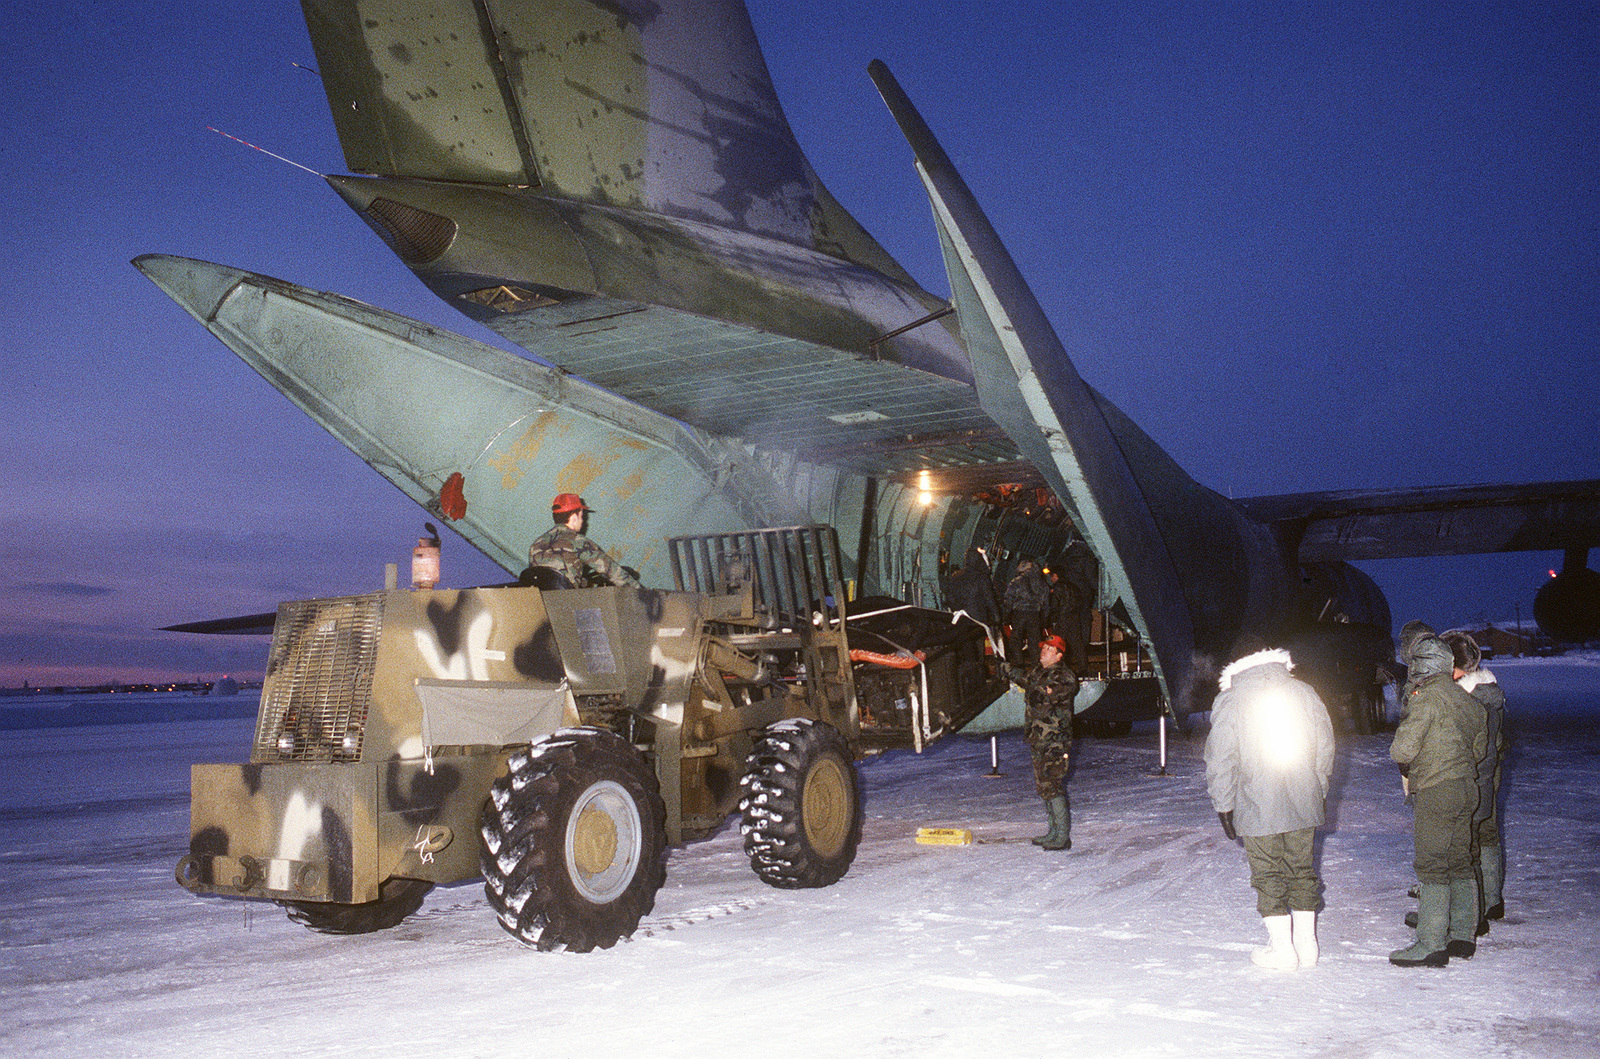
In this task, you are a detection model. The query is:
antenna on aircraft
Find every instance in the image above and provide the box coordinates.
[205,126,324,178]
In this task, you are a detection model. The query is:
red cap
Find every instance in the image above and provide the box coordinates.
[1040,634,1067,654]
[551,493,591,516]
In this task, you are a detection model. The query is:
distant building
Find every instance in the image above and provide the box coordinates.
[1448,623,1543,659]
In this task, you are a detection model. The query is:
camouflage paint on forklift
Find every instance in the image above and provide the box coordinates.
[179,585,582,905]
[542,585,740,842]
[539,581,858,843]
[178,559,871,904]
[182,752,505,903]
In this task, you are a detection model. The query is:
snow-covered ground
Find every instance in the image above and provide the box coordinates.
[3,655,1597,1058]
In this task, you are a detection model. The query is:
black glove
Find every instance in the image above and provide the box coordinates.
[1218,811,1237,841]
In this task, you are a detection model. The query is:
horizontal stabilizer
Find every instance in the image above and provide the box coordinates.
[133,254,801,586]
[160,612,277,635]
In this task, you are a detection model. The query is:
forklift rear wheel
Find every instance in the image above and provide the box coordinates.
[279,876,433,935]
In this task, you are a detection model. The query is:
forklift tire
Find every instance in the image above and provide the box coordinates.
[739,719,862,889]
[479,727,666,952]
[1354,688,1387,734]
[279,876,433,935]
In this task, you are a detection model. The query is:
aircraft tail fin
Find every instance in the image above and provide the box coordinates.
[300,0,910,280]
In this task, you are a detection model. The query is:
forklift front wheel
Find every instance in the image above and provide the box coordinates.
[480,727,666,952]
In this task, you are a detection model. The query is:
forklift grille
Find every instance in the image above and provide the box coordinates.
[253,596,382,763]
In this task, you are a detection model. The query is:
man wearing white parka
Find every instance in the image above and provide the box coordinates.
[1205,642,1337,971]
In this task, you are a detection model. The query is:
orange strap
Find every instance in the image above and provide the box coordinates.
[849,648,925,669]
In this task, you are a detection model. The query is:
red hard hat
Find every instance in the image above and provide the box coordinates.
[551,493,591,515]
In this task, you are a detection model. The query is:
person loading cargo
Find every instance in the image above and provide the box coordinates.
[526,493,640,588]
[1003,634,1078,851]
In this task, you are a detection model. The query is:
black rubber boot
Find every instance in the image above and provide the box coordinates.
[1390,883,1450,967]
[1037,795,1071,851]
[1031,796,1057,845]
[1445,878,1478,959]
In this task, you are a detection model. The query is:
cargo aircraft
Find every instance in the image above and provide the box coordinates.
[139,0,1600,727]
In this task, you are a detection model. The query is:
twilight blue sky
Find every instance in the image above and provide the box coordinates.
[2,1,1594,686]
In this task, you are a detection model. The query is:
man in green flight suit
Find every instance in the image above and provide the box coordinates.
[527,493,640,588]
[1388,633,1487,967]
[1005,633,1078,851]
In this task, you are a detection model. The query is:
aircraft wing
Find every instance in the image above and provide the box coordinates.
[1238,479,1600,562]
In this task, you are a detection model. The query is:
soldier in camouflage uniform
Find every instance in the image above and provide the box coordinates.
[1005,633,1078,851]
[527,493,639,587]
[1002,558,1051,664]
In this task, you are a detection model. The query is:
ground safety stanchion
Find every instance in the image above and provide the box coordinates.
[1156,710,1168,776]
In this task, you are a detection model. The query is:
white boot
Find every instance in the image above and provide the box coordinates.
[1290,909,1318,968]
[1251,914,1298,970]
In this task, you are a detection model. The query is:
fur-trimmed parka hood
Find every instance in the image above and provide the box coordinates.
[1408,636,1456,681]
[1217,648,1293,691]
[1399,620,1438,664]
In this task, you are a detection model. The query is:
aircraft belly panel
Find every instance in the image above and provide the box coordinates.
[555,203,974,384]
[323,173,976,393]
[489,297,1000,471]
[315,174,1014,480]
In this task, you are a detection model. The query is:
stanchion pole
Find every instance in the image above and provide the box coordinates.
[985,734,1003,777]
[1157,709,1168,776]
